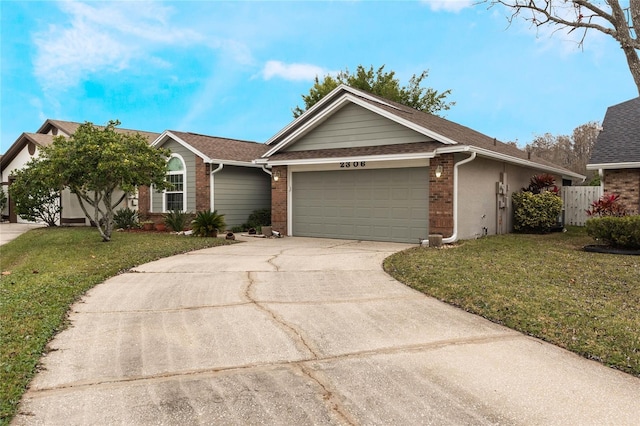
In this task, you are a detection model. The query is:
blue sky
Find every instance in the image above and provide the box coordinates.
[1,0,637,154]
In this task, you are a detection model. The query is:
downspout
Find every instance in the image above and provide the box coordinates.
[210,163,224,211]
[442,151,477,244]
[599,168,604,191]
[261,164,272,176]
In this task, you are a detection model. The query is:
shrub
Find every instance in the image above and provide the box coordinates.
[113,207,139,229]
[585,216,640,249]
[9,161,61,226]
[586,193,628,217]
[512,191,563,233]
[191,210,226,237]
[523,173,559,195]
[0,186,7,213]
[164,210,191,232]
[244,208,271,229]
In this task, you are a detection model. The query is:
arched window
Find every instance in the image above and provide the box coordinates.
[165,155,185,211]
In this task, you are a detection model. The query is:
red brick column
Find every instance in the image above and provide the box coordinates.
[195,159,211,212]
[429,154,454,237]
[138,185,150,216]
[604,169,640,214]
[271,165,288,235]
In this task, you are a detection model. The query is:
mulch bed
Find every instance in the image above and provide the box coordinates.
[583,245,640,256]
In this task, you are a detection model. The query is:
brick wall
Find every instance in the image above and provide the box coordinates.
[429,154,454,237]
[195,158,210,212]
[271,165,288,235]
[604,168,640,214]
[138,186,150,216]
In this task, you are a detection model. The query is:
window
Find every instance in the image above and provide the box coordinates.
[165,155,185,211]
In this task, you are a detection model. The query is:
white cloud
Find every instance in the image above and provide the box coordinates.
[32,0,204,91]
[262,60,333,81]
[491,1,613,57]
[424,0,474,13]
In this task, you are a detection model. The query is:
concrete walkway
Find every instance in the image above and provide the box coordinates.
[13,237,640,425]
[0,223,44,246]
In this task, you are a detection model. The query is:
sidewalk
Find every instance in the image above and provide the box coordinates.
[0,222,44,246]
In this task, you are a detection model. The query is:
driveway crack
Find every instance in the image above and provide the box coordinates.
[296,363,358,425]
[245,271,321,358]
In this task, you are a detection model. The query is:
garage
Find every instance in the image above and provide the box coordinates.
[292,167,429,243]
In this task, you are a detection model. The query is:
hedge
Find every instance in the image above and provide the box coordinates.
[512,191,563,233]
[585,216,640,249]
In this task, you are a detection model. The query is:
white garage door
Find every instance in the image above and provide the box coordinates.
[292,167,429,243]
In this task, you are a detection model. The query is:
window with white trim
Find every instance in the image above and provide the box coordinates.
[165,156,185,211]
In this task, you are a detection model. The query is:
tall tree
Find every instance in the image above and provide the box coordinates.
[39,120,170,241]
[486,1,640,94]
[9,156,62,226]
[525,121,600,176]
[293,65,454,117]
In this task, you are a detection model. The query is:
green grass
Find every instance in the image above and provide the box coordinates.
[384,227,640,377]
[0,227,234,424]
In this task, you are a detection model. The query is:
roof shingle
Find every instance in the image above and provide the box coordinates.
[589,97,640,165]
[168,131,269,163]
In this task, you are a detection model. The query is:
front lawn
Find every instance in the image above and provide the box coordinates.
[384,227,640,377]
[0,227,234,424]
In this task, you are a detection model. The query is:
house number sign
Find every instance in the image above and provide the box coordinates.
[339,161,367,168]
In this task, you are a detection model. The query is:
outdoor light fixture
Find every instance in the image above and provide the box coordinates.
[435,165,443,178]
[273,171,280,182]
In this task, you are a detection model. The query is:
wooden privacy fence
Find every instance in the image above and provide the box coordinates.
[562,186,603,226]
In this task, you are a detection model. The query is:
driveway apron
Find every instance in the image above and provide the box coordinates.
[13,237,640,425]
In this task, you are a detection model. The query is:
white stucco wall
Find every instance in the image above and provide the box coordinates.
[457,155,563,240]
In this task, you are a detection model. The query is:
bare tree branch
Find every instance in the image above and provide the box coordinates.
[485,0,640,94]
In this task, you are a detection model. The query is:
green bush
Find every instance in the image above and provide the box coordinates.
[0,186,7,213]
[244,208,271,229]
[512,191,563,233]
[164,210,191,232]
[113,207,139,229]
[191,210,226,237]
[585,216,640,249]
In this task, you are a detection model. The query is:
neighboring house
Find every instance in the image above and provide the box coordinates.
[257,85,584,244]
[138,131,271,229]
[0,119,160,224]
[586,97,640,215]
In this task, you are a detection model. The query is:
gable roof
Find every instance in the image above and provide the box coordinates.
[587,97,640,169]
[153,131,269,166]
[36,119,161,144]
[261,85,584,180]
[0,133,55,172]
[2,119,161,173]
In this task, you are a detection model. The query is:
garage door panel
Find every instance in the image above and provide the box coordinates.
[292,168,429,243]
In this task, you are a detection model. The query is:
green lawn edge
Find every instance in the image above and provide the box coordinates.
[0,227,235,425]
[384,227,640,378]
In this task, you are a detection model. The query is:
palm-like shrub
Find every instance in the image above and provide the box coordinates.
[191,210,226,237]
[164,210,191,232]
[113,207,139,229]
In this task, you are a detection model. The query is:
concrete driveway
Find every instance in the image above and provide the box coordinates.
[0,223,45,246]
[14,237,640,425]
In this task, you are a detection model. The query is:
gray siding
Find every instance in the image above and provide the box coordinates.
[213,165,271,228]
[153,140,196,212]
[285,103,431,152]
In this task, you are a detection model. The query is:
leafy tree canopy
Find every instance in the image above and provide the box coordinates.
[40,120,170,241]
[525,121,600,178]
[9,156,62,226]
[293,65,454,118]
